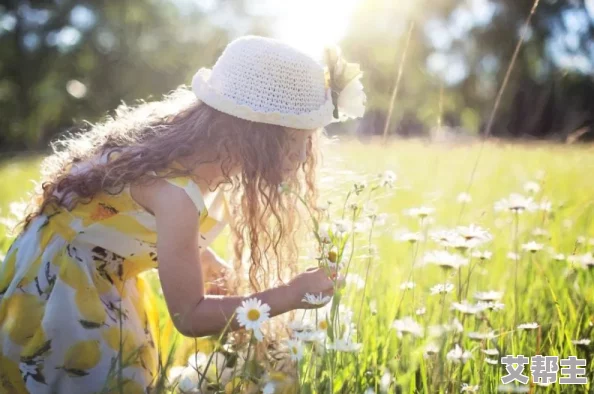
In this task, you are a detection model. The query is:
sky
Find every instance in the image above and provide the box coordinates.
[4,0,593,78]
[245,0,361,61]
[185,0,362,63]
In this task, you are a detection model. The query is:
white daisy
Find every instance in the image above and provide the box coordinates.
[302,293,332,306]
[430,283,455,295]
[369,299,378,316]
[451,301,488,315]
[445,236,484,251]
[430,229,455,243]
[538,200,553,212]
[345,274,365,290]
[457,192,472,203]
[288,320,314,332]
[177,367,201,393]
[552,253,566,261]
[507,252,520,261]
[327,338,362,352]
[285,339,304,361]
[446,344,472,364]
[391,316,424,337]
[415,307,426,316]
[579,252,594,269]
[316,200,331,211]
[481,348,499,356]
[521,241,543,253]
[236,298,271,341]
[166,366,186,384]
[317,223,332,243]
[467,331,497,341]
[571,339,591,347]
[371,212,388,226]
[423,250,469,270]
[380,370,392,392]
[429,319,464,337]
[531,227,550,238]
[494,193,537,213]
[449,318,464,333]
[523,181,540,194]
[405,206,435,219]
[497,384,529,393]
[396,231,424,244]
[517,322,539,330]
[353,181,367,193]
[456,224,492,243]
[471,250,493,261]
[400,281,416,290]
[485,357,499,365]
[348,202,360,212]
[477,301,505,311]
[187,352,208,370]
[474,291,503,302]
[293,330,326,343]
[315,318,330,332]
[461,383,480,393]
[333,219,352,235]
[424,343,440,357]
[380,170,397,188]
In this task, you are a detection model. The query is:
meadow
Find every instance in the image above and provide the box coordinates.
[1,139,594,394]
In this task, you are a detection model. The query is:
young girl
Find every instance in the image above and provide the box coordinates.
[0,35,365,393]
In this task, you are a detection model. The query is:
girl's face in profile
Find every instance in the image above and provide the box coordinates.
[282,128,315,174]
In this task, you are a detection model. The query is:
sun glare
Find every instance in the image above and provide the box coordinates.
[266,0,362,61]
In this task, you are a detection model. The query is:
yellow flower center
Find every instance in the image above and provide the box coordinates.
[328,250,338,263]
[247,309,260,321]
[291,346,298,354]
[318,320,328,330]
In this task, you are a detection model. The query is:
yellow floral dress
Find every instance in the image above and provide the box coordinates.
[0,153,230,394]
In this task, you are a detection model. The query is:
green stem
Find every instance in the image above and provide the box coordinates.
[513,211,520,328]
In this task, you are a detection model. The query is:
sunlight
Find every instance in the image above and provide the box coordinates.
[258,0,362,61]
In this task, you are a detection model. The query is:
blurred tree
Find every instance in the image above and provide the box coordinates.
[0,0,269,151]
[340,0,594,140]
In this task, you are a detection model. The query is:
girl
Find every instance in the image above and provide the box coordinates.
[0,35,365,393]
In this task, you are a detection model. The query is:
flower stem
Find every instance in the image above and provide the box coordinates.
[513,212,520,327]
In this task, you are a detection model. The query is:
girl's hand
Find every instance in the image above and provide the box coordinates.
[286,267,343,310]
[202,248,232,295]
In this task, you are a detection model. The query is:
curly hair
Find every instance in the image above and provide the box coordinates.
[20,87,322,293]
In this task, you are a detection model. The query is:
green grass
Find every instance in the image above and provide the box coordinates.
[1,140,593,393]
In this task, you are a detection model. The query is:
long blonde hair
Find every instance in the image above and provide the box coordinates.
[22,87,321,292]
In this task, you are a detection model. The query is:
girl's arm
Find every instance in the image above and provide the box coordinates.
[134,179,334,337]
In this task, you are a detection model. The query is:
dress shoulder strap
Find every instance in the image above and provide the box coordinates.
[161,176,208,217]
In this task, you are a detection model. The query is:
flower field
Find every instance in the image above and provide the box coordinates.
[1,139,594,393]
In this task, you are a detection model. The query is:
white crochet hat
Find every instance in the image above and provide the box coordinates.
[191,35,336,129]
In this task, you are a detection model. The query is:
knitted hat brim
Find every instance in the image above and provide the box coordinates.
[191,68,335,130]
